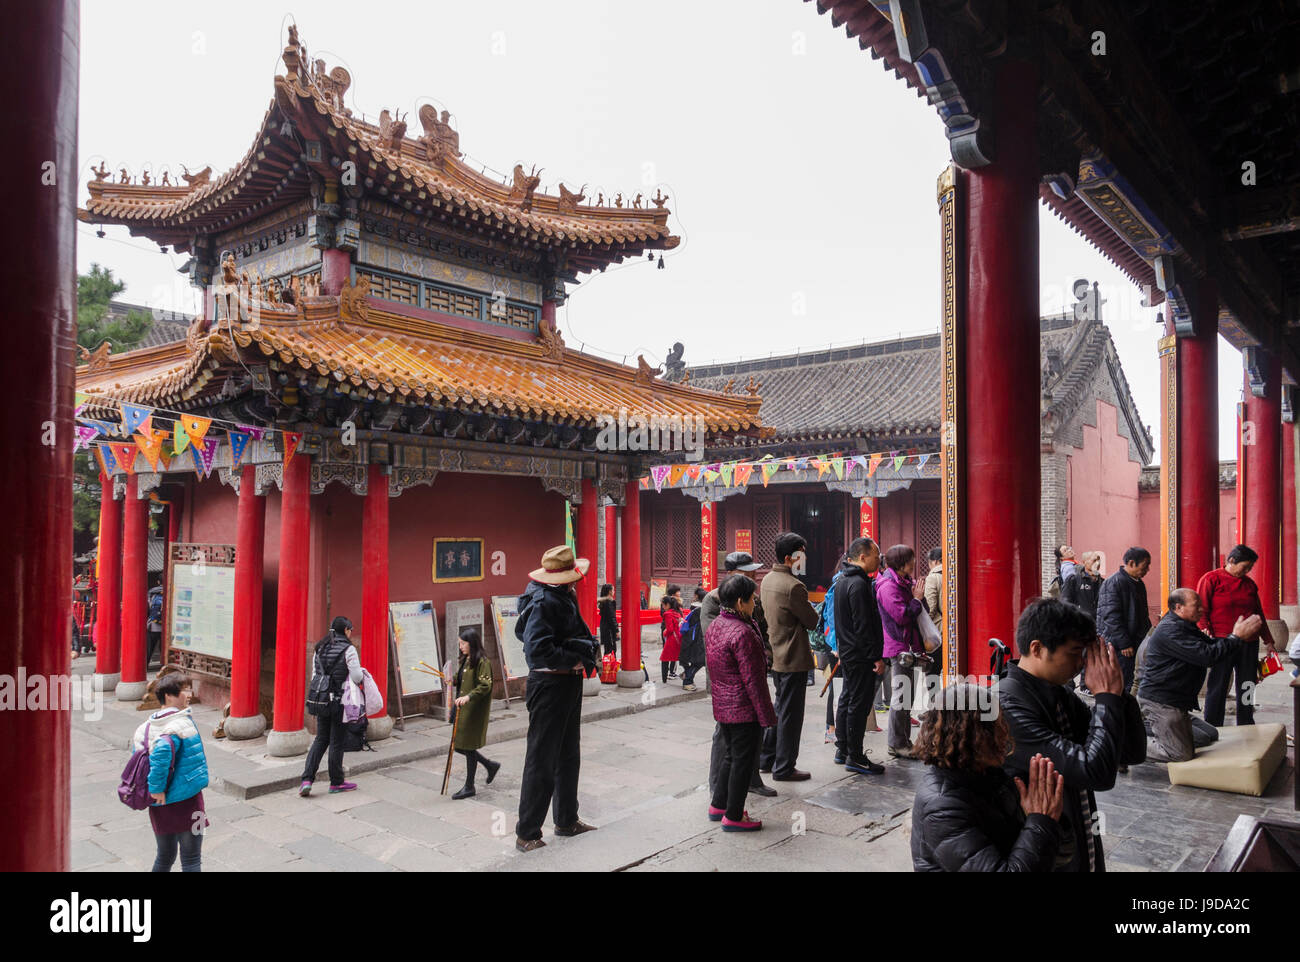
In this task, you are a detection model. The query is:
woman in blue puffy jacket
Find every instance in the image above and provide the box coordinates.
[130,672,210,872]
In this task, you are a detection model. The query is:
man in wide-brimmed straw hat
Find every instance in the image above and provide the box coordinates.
[513,545,600,852]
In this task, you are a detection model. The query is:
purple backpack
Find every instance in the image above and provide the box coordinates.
[117,719,179,810]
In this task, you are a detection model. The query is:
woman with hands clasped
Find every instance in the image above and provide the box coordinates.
[911,683,1065,871]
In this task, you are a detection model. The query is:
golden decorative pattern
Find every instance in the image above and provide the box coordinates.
[937,164,961,685]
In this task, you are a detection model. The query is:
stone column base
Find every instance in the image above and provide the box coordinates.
[583,674,603,697]
[92,672,120,693]
[267,728,312,757]
[1266,620,1289,654]
[224,713,267,740]
[115,680,147,702]
[1279,605,1299,636]
[616,669,646,689]
[367,715,395,741]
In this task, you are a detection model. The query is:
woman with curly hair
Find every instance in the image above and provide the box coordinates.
[910,684,1065,871]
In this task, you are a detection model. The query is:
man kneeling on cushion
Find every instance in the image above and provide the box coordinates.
[1137,588,1263,762]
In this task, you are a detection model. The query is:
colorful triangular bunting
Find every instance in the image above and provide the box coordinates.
[868,453,883,477]
[109,442,138,474]
[668,465,687,488]
[120,402,152,437]
[735,463,753,487]
[181,414,212,444]
[229,431,252,468]
[282,431,302,468]
[830,456,845,481]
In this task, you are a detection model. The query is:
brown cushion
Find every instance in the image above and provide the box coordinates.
[1166,723,1286,796]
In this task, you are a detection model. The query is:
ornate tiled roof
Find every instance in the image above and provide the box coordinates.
[76,294,763,435]
[81,27,677,276]
[685,312,1152,455]
[688,334,942,441]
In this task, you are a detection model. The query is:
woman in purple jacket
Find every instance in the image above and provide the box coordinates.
[705,574,778,832]
[877,544,928,759]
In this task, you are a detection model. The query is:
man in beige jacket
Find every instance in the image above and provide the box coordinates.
[757,531,820,780]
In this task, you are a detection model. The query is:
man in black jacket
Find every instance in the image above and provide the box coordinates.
[1138,588,1263,762]
[513,546,600,852]
[999,598,1147,872]
[833,537,886,775]
[1095,546,1152,695]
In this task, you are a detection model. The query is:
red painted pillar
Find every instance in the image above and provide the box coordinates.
[1283,421,1297,610]
[1177,282,1220,584]
[117,488,149,700]
[1243,354,1282,619]
[361,463,390,717]
[94,474,122,684]
[270,454,312,753]
[0,0,77,871]
[577,479,599,632]
[963,58,1041,669]
[320,248,350,296]
[619,482,642,681]
[228,465,266,735]
[604,503,618,586]
[542,298,557,333]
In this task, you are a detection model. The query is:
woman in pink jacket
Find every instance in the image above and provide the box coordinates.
[705,574,778,832]
[660,591,683,683]
[876,544,928,759]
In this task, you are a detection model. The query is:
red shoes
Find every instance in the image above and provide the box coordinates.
[721,812,763,832]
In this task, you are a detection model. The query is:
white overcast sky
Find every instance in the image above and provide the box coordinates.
[76,0,1245,459]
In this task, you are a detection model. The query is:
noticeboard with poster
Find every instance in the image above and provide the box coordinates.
[489,595,529,680]
[166,544,236,666]
[648,579,667,610]
[734,529,752,554]
[388,601,443,699]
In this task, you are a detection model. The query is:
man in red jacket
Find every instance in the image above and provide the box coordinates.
[1196,544,1277,726]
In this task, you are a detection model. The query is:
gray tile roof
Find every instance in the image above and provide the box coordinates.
[105,301,192,350]
[684,312,1147,447]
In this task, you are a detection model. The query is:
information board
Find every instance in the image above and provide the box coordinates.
[388,601,442,697]
[490,595,529,680]
[168,559,235,661]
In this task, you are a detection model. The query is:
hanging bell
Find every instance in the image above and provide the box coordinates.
[647,251,654,261]
[96,227,106,238]
[657,255,665,270]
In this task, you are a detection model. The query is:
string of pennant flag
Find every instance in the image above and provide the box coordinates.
[73,392,302,479]
[638,451,939,493]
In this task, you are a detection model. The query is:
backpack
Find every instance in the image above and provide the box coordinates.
[680,607,701,645]
[118,720,179,810]
[340,716,374,753]
[306,640,347,717]
[1047,575,1062,600]
[815,572,842,653]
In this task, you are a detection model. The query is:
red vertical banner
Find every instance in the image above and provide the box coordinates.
[701,501,716,590]
[1236,402,1246,547]
[859,497,877,541]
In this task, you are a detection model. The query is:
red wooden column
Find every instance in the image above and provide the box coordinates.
[226,465,267,739]
[576,479,599,632]
[1177,281,1220,585]
[116,485,150,701]
[269,454,313,755]
[362,463,393,738]
[94,474,122,690]
[320,248,350,296]
[604,503,618,586]
[618,481,643,685]
[963,58,1041,669]
[1282,417,1298,622]
[0,0,78,871]
[1243,351,1282,620]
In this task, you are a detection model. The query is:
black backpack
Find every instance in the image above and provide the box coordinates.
[305,639,347,717]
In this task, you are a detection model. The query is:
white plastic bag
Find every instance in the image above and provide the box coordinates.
[916,610,942,653]
[360,667,384,715]
[1287,632,1300,661]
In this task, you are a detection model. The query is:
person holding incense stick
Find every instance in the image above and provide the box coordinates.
[450,626,500,799]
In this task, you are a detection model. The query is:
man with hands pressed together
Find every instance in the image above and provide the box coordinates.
[1138,588,1263,761]
[999,598,1146,872]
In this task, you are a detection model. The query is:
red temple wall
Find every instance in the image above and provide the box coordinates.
[1065,400,1144,588]
[1137,483,1239,612]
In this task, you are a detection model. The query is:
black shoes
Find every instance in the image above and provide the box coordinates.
[748,782,777,797]
[833,751,846,765]
[485,759,501,784]
[772,770,811,782]
[845,757,885,775]
[452,785,476,800]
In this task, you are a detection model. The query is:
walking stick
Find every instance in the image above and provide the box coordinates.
[819,660,840,698]
[441,700,461,796]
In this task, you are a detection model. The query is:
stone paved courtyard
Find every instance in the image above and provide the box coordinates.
[69,645,1298,872]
